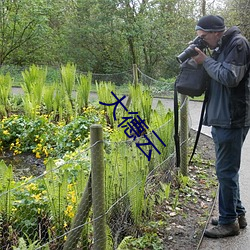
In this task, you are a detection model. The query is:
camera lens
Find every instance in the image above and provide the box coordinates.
[176,44,198,63]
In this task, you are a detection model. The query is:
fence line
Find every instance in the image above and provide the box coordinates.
[0,64,191,249]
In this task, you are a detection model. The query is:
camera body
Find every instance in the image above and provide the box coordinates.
[176,36,208,64]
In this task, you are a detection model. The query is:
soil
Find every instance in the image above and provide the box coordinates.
[158,130,217,250]
[0,152,45,180]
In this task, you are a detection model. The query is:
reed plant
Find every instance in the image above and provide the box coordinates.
[128,83,152,124]
[76,72,92,112]
[52,82,73,122]
[21,65,47,118]
[149,100,175,162]
[60,63,76,103]
[43,159,69,238]
[103,85,175,243]
[43,84,56,114]
[0,73,12,116]
[0,161,14,222]
[105,131,149,227]
[96,81,117,127]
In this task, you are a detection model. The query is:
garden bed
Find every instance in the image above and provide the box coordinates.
[0,129,217,250]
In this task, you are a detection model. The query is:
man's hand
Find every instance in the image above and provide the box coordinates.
[192,47,207,64]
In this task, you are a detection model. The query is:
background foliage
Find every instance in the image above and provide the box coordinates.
[1,0,248,80]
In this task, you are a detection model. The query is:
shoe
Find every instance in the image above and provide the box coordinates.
[204,222,240,238]
[211,214,247,229]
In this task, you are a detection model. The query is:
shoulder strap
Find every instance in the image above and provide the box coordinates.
[174,81,208,167]
[174,81,180,168]
[189,91,208,164]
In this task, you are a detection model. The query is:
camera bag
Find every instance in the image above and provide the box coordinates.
[174,58,210,168]
[175,58,209,97]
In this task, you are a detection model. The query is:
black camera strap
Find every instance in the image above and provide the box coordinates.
[174,85,208,168]
[189,91,208,164]
[174,82,181,168]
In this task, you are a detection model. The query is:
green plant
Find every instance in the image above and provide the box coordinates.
[128,83,152,124]
[157,182,171,203]
[0,108,101,158]
[0,73,12,117]
[21,65,47,118]
[148,100,175,162]
[60,62,76,102]
[12,176,49,241]
[0,161,15,222]
[96,81,116,127]
[117,233,163,250]
[172,190,180,210]
[43,84,56,114]
[76,72,92,111]
[13,233,49,250]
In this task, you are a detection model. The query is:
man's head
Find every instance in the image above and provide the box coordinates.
[195,15,225,49]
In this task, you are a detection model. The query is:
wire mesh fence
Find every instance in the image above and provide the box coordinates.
[0,65,190,249]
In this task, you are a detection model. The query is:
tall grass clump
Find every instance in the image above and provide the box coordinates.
[149,100,175,162]
[96,81,117,128]
[103,83,175,246]
[43,84,56,114]
[21,65,47,118]
[61,63,76,103]
[76,72,92,112]
[0,73,12,117]
[128,83,152,124]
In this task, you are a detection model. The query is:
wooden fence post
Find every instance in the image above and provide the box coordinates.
[133,64,138,86]
[91,124,106,250]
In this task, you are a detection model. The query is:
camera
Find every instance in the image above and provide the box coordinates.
[176,36,208,64]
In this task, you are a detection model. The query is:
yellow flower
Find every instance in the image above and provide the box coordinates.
[26,183,37,191]
[36,152,41,159]
[43,147,49,157]
[12,207,17,212]
[71,195,76,204]
[3,130,9,135]
[65,205,74,218]
[32,193,42,201]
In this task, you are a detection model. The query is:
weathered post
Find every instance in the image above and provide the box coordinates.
[126,64,138,108]
[133,64,138,86]
[91,124,106,250]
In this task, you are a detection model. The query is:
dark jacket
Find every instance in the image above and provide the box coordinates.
[203,26,250,128]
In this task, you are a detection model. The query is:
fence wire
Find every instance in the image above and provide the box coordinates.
[0,67,192,249]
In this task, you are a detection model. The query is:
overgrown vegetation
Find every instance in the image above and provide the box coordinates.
[0,64,183,249]
[0,0,246,80]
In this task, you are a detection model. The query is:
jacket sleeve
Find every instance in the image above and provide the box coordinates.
[203,37,250,87]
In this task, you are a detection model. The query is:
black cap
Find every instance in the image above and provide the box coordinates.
[195,15,225,32]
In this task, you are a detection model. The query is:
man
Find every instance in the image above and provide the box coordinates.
[192,15,250,238]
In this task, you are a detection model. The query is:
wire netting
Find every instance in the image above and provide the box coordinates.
[0,66,191,249]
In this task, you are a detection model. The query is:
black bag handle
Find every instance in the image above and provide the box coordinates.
[174,81,181,168]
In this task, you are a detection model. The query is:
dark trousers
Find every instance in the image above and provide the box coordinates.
[211,126,249,225]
